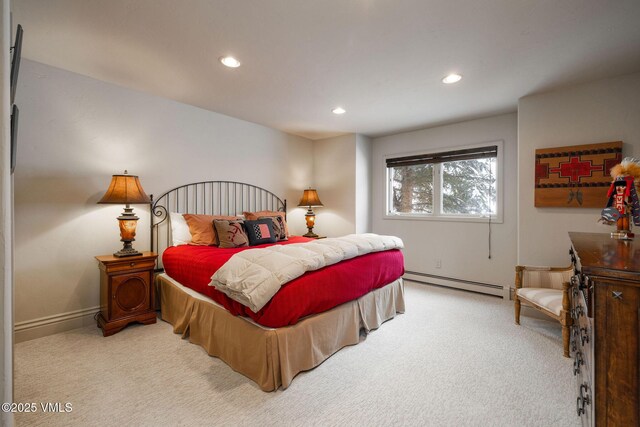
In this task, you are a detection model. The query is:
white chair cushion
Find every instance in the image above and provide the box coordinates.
[516,287,563,316]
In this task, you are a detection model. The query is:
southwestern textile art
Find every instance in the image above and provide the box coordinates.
[535,141,622,207]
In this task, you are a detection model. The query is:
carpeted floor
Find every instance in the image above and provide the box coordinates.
[14,281,580,426]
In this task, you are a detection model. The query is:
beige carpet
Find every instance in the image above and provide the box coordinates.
[15,282,580,426]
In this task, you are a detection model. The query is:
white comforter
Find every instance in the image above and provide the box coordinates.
[210,233,404,313]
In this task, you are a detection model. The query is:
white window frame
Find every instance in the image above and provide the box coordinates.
[384,140,504,224]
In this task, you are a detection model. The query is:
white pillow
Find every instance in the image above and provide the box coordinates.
[169,212,191,246]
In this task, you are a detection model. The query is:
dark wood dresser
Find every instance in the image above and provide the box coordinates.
[569,232,640,426]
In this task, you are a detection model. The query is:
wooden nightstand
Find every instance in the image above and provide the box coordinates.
[95,252,158,337]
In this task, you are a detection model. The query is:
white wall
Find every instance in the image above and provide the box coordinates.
[1,0,14,422]
[311,133,372,237]
[517,73,640,266]
[13,60,314,341]
[372,113,518,297]
[312,134,357,237]
[355,134,372,233]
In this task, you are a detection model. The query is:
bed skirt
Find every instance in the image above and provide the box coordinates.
[156,274,405,391]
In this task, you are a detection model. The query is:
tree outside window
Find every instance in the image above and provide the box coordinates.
[387,145,498,218]
[441,158,496,215]
[391,164,433,214]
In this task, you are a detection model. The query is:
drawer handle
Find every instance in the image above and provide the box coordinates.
[576,384,591,416]
[576,397,584,416]
[573,351,583,376]
[571,305,584,320]
[570,326,579,352]
[130,262,136,267]
[580,327,590,346]
[570,306,584,320]
[580,383,591,405]
[580,276,589,291]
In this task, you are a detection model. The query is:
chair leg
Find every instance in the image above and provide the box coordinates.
[562,323,570,358]
[514,268,522,326]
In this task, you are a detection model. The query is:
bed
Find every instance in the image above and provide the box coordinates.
[151,181,405,391]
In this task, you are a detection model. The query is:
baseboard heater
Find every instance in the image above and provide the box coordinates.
[404,270,503,298]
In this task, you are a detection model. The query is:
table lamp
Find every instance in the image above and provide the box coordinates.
[297,188,323,238]
[98,170,151,257]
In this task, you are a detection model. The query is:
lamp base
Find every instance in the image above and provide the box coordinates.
[303,231,319,238]
[114,207,141,257]
[113,240,142,257]
[113,247,142,257]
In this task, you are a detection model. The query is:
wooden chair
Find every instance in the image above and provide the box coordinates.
[514,265,574,357]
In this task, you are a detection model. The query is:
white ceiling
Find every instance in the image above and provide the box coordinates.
[12,0,640,140]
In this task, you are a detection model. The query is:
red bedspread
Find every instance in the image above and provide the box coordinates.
[162,236,404,327]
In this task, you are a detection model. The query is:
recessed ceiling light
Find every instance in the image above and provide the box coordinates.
[442,73,462,84]
[332,107,346,115]
[219,56,241,68]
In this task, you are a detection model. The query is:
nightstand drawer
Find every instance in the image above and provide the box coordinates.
[100,258,156,274]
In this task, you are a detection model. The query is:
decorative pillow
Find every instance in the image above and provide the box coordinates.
[169,212,191,246]
[183,214,238,246]
[243,211,289,236]
[213,220,249,248]
[259,216,288,241]
[244,219,277,246]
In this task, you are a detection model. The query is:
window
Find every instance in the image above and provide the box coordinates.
[386,144,500,220]
[390,163,434,214]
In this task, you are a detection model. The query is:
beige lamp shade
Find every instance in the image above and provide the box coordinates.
[297,189,323,207]
[98,171,151,205]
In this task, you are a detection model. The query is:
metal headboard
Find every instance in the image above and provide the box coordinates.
[150,181,287,268]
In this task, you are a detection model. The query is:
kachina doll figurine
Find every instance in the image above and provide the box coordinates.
[601,157,640,239]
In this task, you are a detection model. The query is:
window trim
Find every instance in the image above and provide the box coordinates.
[384,140,504,224]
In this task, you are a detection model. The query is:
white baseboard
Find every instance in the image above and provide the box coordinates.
[404,271,504,297]
[14,306,100,343]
